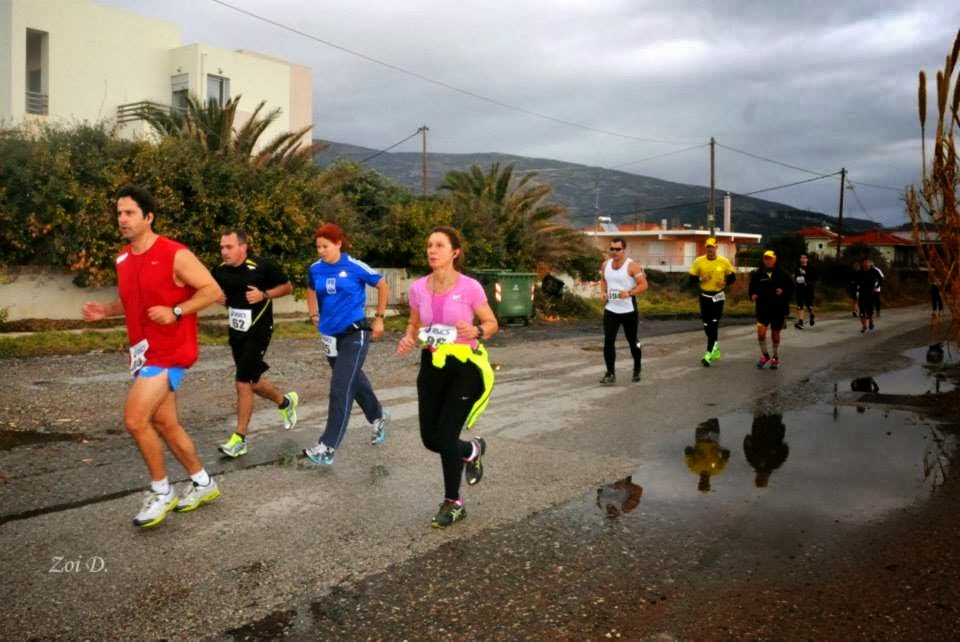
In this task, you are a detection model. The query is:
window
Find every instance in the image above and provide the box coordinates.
[207,74,230,106]
[170,74,189,113]
[26,29,48,115]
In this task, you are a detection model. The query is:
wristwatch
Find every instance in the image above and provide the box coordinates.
[173,305,183,321]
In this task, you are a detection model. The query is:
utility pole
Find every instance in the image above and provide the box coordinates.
[708,136,716,235]
[418,125,429,196]
[835,167,846,261]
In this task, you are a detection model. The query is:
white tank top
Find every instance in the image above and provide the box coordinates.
[604,258,636,314]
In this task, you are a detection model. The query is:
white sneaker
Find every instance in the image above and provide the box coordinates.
[174,479,221,513]
[133,489,178,528]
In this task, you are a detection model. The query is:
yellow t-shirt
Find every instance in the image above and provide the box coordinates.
[689,255,735,292]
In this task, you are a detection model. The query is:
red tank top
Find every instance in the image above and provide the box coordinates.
[116,236,199,368]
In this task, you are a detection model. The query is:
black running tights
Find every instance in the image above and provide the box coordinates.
[417,350,484,500]
[602,309,642,374]
[698,296,725,351]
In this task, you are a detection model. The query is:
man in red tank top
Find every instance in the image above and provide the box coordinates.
[82,185,223,528]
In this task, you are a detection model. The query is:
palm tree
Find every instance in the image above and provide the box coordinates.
[439,162,597,275]
[135,94,325,169]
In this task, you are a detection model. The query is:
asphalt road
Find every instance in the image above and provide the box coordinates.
[2,306,959,641]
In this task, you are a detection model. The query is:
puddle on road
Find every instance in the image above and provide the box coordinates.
[596,403,956,525]
[864,343,957,395]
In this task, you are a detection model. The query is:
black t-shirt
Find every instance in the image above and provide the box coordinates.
[793,263,817,288]
[212,254,288,331]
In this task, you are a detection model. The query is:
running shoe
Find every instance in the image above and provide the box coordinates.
[431,499,466,528]
[600,372,616,384]
[133,489,178,528]
[465,437,486,486]
[860,327,867,334]
[371,409,390,446]
[701,352,712,367]
[769,357,780,370]
[304,443,335,465]
[868,321,875,331]
[809,313,815,327]
[279,392,299,430]
[218,433,247,458]
[174,479,221,513]
[794,320,803,330]
[756,355,769,369]
[631,371,641,383]
[711,344,721,361]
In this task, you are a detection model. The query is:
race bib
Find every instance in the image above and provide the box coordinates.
[320,334,338,358]
[228,307,253,332]
[418,324,458,348]
[607,289,621,301]
[710,291,726,303]
[129,338,148,374]
[796,276,806,285]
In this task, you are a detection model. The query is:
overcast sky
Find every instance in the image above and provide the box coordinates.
[99,0,960,226]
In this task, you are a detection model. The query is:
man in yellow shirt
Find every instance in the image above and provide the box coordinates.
[688,238,736,366]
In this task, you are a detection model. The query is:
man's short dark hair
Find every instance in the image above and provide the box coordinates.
[116,184,158,220]
[610,237,626,248]
[222,228,248,245]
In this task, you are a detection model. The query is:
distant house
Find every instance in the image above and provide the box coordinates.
[840,230,918,267]
[0,0,312,151]
[791,226,839,259]
[584,221,761,273]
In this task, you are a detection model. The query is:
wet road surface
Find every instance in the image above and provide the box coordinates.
[2,307,959,640]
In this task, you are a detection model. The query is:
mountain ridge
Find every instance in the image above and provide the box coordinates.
[315,141,879,239]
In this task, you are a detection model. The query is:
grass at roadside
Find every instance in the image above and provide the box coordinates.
[0,315,410,359]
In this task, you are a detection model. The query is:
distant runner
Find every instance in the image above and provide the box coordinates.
[598,237,648,384]
[689,237,736,366]
[750,250,792,370]
[793,253,817,329]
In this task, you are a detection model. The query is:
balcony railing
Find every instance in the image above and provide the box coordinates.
[116,100,185,125]
[26,91,48,115]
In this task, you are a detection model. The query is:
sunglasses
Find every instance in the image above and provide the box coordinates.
[609,247,623,252]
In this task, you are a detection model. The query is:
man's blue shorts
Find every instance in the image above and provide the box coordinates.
[137,365,187,391]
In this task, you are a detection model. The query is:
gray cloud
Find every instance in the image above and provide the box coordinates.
[99,0,960,225]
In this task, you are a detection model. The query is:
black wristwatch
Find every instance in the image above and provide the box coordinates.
[475,324,484,340]
[173,305,183,321]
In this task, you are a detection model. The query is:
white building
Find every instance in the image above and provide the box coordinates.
[0,0,312,148]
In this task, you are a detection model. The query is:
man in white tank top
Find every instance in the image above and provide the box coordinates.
[599,237,648,384]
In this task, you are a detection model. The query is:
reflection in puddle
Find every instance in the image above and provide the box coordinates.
[743,413,789,488]
[683,418,731,492]
[596,476,643,519]
[631,404,956,525]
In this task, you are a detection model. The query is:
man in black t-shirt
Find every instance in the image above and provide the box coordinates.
[793,254,817,329]
[212,229,297,457]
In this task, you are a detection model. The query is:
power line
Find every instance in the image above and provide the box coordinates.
[740,172,841,197]
[359,130,422,163]
[600,173,840,219]
[208,0,698,146]
[844,182,880,224]
[846,180,904,193]
[716,142,834,177]
[609,144,709,170]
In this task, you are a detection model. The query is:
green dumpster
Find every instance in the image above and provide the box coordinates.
[471,269,536,324]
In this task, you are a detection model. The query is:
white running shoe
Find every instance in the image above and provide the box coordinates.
[133,489,179,528]
[174,479,221,513]
[371,409,390,445]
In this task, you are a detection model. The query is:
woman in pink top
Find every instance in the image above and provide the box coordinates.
[397,226,498,528]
